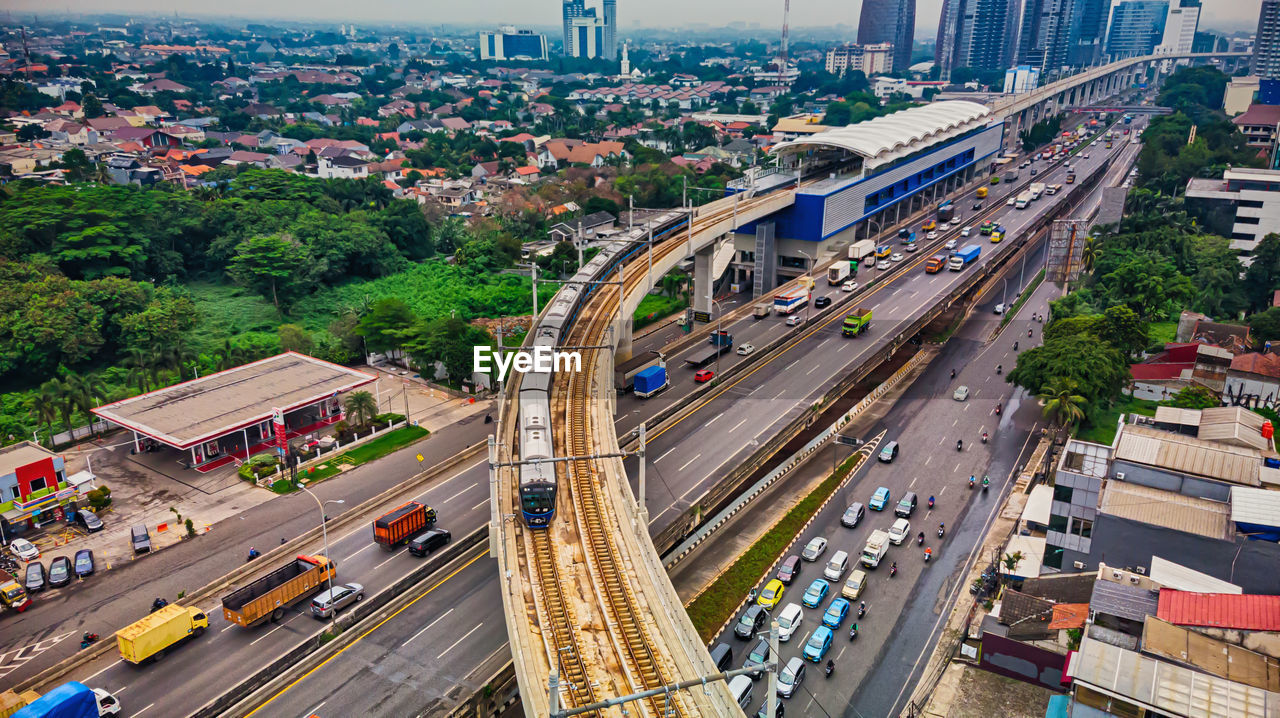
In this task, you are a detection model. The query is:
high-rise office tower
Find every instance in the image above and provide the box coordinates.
[935,0,1023,78]
[1104,0,1169,60]
[563,0,587,56]
[1065,0,1107,67]
[562,0,616,60]
[1255,0,1280,79]
[602,0,617,60]
[858,0,915,72]
[1015,0,1106,74]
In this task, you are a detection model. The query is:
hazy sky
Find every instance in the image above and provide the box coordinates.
[17,0,1263,37]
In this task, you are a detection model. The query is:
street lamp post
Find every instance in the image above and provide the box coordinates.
[797,249,814,324]
[299,485,344,614]
[709,295,724,379]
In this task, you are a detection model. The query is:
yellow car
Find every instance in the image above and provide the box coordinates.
[757,579,785,609]
[990,231,1003,243]
[922,220,937,231]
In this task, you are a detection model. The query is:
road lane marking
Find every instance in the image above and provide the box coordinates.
[805,365,820,376]
[374,552,403,571]
[84,659,122,682]
[133,703,155,717]
[250,623,286,646]
[677,453,703,472]
[730,417,750,433]
[924,456,931,466]
[302,702,326,717]
[401,609,454,647]
[246,551,489,716]
[436,623,483,660]
[772,390,786,401]
[909,477,917,488]
[442,482,478,504]
[472,499,487,511]
[342,543,376,562]
[704,415,722,428]
[655,446,678,463]
[954,463,961,473]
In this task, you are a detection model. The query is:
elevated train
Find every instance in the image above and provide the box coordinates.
[516,212,688,528]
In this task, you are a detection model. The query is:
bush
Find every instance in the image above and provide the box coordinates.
[185,518,195,538]
[238,457,279,482]
[86,486,112,510]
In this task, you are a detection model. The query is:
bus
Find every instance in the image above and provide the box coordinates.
[937,200,955,224]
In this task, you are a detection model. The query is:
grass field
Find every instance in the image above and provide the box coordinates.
[633,293,689,330]
[1148,321,1177,346]
[284,425,431,491]
[1076,395,1160,445]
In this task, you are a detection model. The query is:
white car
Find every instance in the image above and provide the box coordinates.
[776,602,804,641]
[786,315,803,327]
[959,227,972,237]
[876,260,891,270]
[944,239,958,250]
[801,536,828,561]
[890,253,904,262]
[926,231,938,240]
[994,303,1006,314]
[842,280,857,293]
[9,538,39,561]
[904,243,919,253]
[1006,197,1017,206]
[888,518,911,545]
[736,343,755,356]
[1082,152,1090,159]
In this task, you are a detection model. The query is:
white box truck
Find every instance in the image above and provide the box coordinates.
[827,262,851,285]
[848,240,875,262]
[860,529,890,568]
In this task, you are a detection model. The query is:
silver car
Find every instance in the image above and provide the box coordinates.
[778,656,806,698]
[801,537,828,562]
[310,582,364,619]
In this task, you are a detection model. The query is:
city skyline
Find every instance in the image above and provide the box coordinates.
[4,0,1262,36]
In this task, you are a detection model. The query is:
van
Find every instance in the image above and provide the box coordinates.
[823,550,849,581]
[895,491,918,518]
[841,569,868,600]
[131,525,152,554]
[407,528,452,557]
[709,642,734,671]
[878,441,899,462]
[729,675,754,708]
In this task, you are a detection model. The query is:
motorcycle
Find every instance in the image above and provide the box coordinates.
[968,476,975,490]
[956,439,963,452]
[150,597,168,614]
[246,547,261,562]
[981,432,988,444]
[924,548,932,563]
[938,525,945,539]
[825,660,835,678]
[1014,341,1019,351]
[889,563,898,577]
[917,532,925,546]
[996,364,1003,375]
[857,602,867,618]
[982,477,990,493]
[848,623,858,641]
[995,403,1002,416]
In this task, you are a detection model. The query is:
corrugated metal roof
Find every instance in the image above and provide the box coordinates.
[1150,556,1243,595]
[1114,424,1262,486]
[1155,406,1203,427]
[1090,579,1160,623]
[1048,603,1089,630]
[1158,588,1280,631]
[1231,486,1280,529]
[1068,635,1280,718]
[1100,481,1232,540]
[1022,484,1052,526]
[1142,616,1280,692]
[1199,407,1270,451]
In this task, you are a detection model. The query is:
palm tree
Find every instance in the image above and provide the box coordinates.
[1080,236,1100,274]
[49,378,77,436]
[343,390,378,427]
[1001,551,1025,585]
[126,348,153,394]
[31,382,60,444]
[64,373,107,433]
[1039,378,1087,433]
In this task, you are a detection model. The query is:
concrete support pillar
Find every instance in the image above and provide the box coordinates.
[616,315,634,363]
[693,238,718,315]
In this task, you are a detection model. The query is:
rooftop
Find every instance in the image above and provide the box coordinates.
[1231,486,1280,530]
[1142,616,1280,692]
[0,441,57,477]
[1233,104,1280,127]
[1232,352,1280,379]
[92,353,375,449]
[1090,579,1160,624]
[770,100,992,171]
[1114,424,1262,486]
[1158,588,1280,632]
[1099,481,1232,540]
[1148,556,1242,594]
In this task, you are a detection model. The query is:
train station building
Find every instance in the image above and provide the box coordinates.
[91,352,376,473]
[731,100,1004,293]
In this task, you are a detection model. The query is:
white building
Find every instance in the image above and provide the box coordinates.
[1155,0,1201,70]
[1003,65,1041,94]
[1224,76,1260,116]
[566,15,606,59]
[1185,167,1280,265]
[872,77,945,100]
[479,26,548,61]
[825,43,894,76]
[317,155,369,180]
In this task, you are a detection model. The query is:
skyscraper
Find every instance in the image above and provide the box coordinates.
[935,0,1023,78]
[562,0,617,60]
[858,0,915,72]
[1104,0,1168,60]
[1257,1,1280,79]
[1015,0,1106,75]
[602,0,617,61]
[1065,0,1107,67]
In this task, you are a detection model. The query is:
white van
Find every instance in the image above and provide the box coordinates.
[729,674,753,708]
[823,550,850,581]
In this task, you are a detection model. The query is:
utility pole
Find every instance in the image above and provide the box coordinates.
[637,423,648,525]
[767,619,780,718]
[530,262,539,318]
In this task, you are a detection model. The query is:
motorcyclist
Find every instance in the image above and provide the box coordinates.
[151,597,167,613]
[938,522,945,538]
[826,659,835,675]
[928,495,935,509]
[957,439,963,451]
[982,431,989,443]
[996,402,1002,415]
[1014,341,1019,351]
[924,547,933,561]
[982,475,990,488]
[917,531,925,545]
[1028,328,1033,338]
[969,475,975,489]
[996,364,1003,375]
[950,368,956,379]
[247,547,260,561]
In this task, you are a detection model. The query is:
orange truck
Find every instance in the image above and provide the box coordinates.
[925,254,948,274]
[221,555,335,627]
[373,501,437,549]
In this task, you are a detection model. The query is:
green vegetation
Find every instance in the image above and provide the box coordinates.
[633,294,689,331]
[686,451,865,642]
[999,269,1045,329]
[1075,395,1159,445]
[1020,116,1063,152]
[296,425,431,487]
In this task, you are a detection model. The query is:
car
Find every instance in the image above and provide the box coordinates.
[878,440,899,462]
[1129,167,1139,176]
[953,385,970,401]
[993,303,1006,315]
[734,604,769,639]
[803,626,834,662]
[694,369,714,383]
[757,579,785,609]
[1030,168,1038,176]
[736,343,755,356]
[744,638,770,679]
[990,176,1000,184]
[841,569,869,600]
[131,524,152,554]
[823,597,851,629]
[869,486,891,510]
[756,702,785,718]
[840,502,865,528]
[777,656,807,698]
[813,296,831,309]
[904,242,919,253]
[896,492,918,518]
[729,675,754,708]
[785,314,803,327]
[925,231,938,240]
[890,253,903,262]
[47,556,72,588]
[777,555,802,584]
[823,550,850,581]
[73,549,94,578]
[74,510,103,533]
[1006,196,1017,206]
[9,538,38,562]
[888,518,911,545]
[944,239,958,250]
[959,227,971,237]
[310,582,364,619]
[24,561,46,593]
[922,220,936,231]
[841,280,857,292]
[801,537,828,562]
[710,642,734,671]
[801,579,830,608]
[1082,152,1090,159]
[776,603,803,641]
[407,528,451,556]
[972,201,984,210]
[876,260,891,270]
[1019,160,1029,169]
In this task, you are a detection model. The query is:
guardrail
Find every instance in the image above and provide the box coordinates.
[10,441,486,695]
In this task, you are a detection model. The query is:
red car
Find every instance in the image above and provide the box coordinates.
[694,369,715,383]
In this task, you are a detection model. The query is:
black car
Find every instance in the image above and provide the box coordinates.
[47,556,72,588]
[407,528,452,557]
[73,549,94,578]
[75,509,103,533]
[757,704,785,718]
[813,296,832,309]
[733,604,769,639]
[776,555,801,585]
[971,201,983,210]
[743,638,770,679]
[24,561,46,592]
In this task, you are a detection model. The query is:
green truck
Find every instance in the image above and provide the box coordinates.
[842,308,872,337]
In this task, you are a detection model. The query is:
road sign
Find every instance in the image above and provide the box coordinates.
[692,310,712,323]
[836,435,862,446]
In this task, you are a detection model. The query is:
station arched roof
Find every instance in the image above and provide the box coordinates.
[771,100,992,170]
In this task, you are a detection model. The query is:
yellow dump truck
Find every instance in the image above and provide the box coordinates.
[221,554,335,627]
[0,689,42,718]
[116,604,208,665]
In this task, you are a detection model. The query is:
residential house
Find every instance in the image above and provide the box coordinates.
[109,126,179,149]
[226,150,272,168]
[45,120,98,145]
[471,161,502,180]
[317,155,369,179]
[549,211,615,244]
[434,185,479,208]
[135,78,191,94]
[1225,351,1280,408]
[86,116,135,133]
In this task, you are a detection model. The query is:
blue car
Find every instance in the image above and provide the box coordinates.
[803,626,834,662]
[869,486,890,511]
[801,579,830,608]
[823,598,851,629]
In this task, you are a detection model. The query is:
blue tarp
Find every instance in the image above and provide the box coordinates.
[13,682,96,718]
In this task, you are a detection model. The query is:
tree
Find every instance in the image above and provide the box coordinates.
[227,233,314,310]
[1039,378,1087,431]
[1008,334,1128,408]
[1001,551,1025,583]
[32,381,60,441]
[357,298,418,355]
[278,323,314,354]
[343,390,378,426]
[1248,306,1280,345]
[403,317,495,385]
[1244,234,1280,311]
[1165,384,1221,410]
[80,93,104,119]
[1099,306,1148,360]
